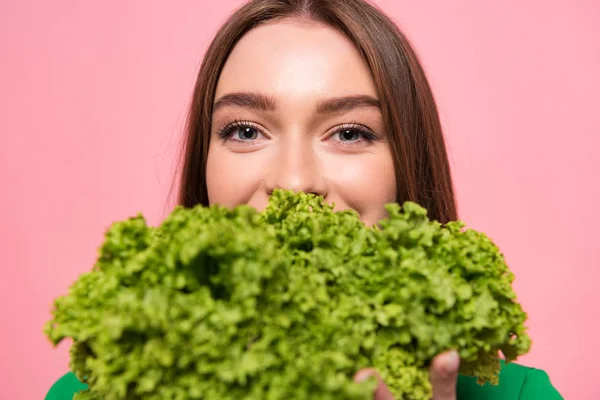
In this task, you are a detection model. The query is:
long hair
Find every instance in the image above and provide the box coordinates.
[178,0,457,223]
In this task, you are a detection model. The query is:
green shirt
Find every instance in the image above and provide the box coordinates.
[46,361,563,399]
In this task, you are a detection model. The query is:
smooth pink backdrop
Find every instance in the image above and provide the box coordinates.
[1,1,598,399]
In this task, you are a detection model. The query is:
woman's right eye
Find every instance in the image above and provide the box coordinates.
[217,121,266,143]
[237,127,258,140]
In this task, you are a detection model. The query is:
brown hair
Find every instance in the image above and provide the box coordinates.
[178,0,457,223]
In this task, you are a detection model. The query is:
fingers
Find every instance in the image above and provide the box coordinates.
[354,368,395,400]
[354,350,460,400]
[429,350,460,400]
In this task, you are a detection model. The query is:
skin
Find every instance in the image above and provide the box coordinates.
[206,18,459,399]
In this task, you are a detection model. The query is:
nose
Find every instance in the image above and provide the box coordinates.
[264,140,328,197]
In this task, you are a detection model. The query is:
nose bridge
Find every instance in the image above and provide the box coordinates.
[269,135,324,195]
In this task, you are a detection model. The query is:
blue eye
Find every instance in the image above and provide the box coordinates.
[330,124,379,145]
[235,126,259,140]
[217,120,264,142]
[338,129,362,141]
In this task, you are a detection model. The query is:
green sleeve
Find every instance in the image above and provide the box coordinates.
[45,373,88,400]
[46,364,562,400]
[456,362,563,400]
[518,368,563,400]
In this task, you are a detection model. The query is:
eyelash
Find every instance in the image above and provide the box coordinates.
[216,119,379,146]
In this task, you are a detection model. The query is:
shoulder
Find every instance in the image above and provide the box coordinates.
[45,372,88,400]
[457,361,563,400]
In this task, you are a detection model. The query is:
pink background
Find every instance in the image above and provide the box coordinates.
[1,1,598,399]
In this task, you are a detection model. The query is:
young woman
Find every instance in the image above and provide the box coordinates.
[46,0,563,399]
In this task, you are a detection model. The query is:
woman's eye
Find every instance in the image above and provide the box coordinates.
[235,126,259,140]
[337,129,361,142]
[217,121,265,143]
[329,125,378,145]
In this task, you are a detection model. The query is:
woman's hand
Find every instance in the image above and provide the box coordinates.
[354,350,460,400]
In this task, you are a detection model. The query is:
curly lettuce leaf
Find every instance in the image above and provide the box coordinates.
[46,190,530,400]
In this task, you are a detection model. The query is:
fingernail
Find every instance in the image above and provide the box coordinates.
[354,370,374,383]
[444,351,460,373]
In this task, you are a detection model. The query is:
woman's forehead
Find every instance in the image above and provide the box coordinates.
[214,19,378,102]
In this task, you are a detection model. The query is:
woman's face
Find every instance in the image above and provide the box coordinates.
[206,19,396,226]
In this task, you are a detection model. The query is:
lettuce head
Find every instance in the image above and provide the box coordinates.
[45,190,530,400]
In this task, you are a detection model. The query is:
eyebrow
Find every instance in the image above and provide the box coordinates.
[212,92,381,114]
[213,92,276,113]
[317,95,381,114]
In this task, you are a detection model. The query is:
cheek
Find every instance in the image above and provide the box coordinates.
[206,148,264,207]
[324,151,396,224]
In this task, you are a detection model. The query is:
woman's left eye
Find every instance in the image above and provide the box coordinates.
[337,129,362,142]
[328,125,378,145]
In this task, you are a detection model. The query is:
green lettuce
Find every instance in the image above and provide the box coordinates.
[45,190,530,400]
